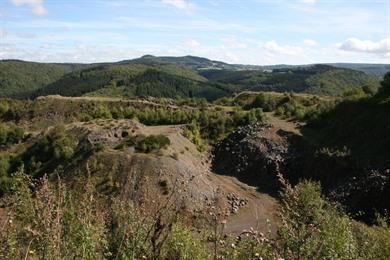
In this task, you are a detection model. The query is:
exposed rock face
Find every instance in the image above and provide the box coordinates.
[212,123,304,193]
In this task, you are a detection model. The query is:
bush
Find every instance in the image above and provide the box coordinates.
[136,134,170,153]
[1,170,107,259]
[163,223,208,259]
[0,123,25,145]
[116,134,170,153]
[92,105,112,119]
[20,125,77,174]
[277,180,358,259]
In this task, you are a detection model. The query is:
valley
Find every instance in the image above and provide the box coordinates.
[0,56,389,259]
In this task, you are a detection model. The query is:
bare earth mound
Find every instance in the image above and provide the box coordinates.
[66,119,280,235]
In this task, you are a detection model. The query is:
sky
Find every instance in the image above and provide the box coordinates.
[0,0,389,65]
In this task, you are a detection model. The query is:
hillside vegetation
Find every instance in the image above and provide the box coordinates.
[0,60,90,98]
[0,57,381,100]
[35,63,234,100]
[201,65,379,95]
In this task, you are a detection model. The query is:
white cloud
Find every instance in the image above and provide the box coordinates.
[262,41,303,56]
[303,39,317,46]
[339,38,390,55]
[300,0,317,4]
[32,5,47,16]
[161,0,195,11]
[184,39,200,49]
[0,28,7,38]
[9,0,48,16]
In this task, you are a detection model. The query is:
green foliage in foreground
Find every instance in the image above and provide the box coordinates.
[1,169,389,259]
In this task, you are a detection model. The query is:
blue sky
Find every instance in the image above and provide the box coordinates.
[0,0,389,64]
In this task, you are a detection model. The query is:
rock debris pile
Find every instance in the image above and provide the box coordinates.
[227,193,248,214]
[212,122,304,192]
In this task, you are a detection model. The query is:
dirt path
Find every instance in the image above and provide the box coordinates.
[265,112,302,135]
[208,174,279,234]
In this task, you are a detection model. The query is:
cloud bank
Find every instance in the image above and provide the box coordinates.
[339,38,390,56]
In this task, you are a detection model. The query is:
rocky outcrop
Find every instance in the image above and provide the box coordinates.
[212,123,304,193]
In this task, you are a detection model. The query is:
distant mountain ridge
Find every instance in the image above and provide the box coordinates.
[0,55,386,99]
[125,55,390,76]
[123,54,263,71]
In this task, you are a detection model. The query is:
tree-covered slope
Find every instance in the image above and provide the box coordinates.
[201,65,380,95]
[126,54,262,71]
[306,72,390,166]
[0,57,381,100]
[35,63,230,100]
[299,72,390,220]
[0,60,90,98]
[327,63,390,76]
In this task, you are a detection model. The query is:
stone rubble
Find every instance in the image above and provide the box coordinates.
[227,193,248,214]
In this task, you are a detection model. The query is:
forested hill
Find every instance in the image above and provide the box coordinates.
[0,60,92,98]
[0,57,382,99]
[34,63,232,101]
[201,65,380,96]
[127,54,263,71]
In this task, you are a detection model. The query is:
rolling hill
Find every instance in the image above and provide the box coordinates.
[0,60,92,98]
[201,65,380,95]
[0,56,384,100]
[125,54,263,71]
[326,63,390,76]
[34,62,233,100]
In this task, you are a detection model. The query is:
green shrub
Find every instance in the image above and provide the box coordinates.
[116,134,170,153]
[92,105,112,119]
[20,125,77,174]
[163,223,208,259]
[277,180,358,259]
[1,169,108,259]
[135,134,170,153]
[0,123,25,145]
